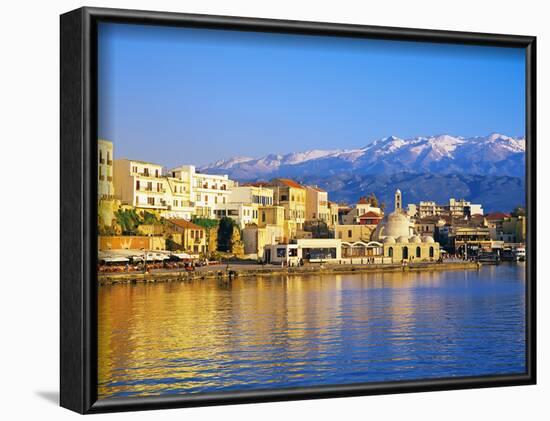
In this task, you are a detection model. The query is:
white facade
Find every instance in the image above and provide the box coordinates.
[214,203,258,228]
[265,238,342,264]
[113,159,169,211]
[169,165,234,218]
[229,186,274,207]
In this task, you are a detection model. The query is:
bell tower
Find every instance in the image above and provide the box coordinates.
[395,189,402,212]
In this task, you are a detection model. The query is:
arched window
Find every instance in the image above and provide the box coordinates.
[416,246,421,258]
[388,247,393,258]
[402,247,409,259]
[429,246,434,258]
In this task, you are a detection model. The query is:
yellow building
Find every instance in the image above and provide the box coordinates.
[98,139,114,199]
[335,225,375,243]
[269,178,306,230]
[328,201,339,228]
[258,205,296,242]
[166,219,207,254]
[305,186,329,223]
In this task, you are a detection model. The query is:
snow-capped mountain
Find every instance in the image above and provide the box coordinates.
[200,133,525,179]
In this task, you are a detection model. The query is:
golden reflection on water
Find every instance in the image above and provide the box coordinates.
[98,266,525,398]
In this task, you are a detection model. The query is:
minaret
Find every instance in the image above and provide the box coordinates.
[395,189,402,212]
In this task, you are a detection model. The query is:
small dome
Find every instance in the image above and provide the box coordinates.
[396,236,409,243]
[383,236,396,244]
[410,235,422,243]
[422,236,435,243]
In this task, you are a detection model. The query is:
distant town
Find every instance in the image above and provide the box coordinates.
[97,139,526,275]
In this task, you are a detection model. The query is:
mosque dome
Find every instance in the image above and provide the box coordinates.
[422,235,435,243]
[410,235,422,243]
[383,236,396,244]
[373,210,414,241]
[396,236,409,243]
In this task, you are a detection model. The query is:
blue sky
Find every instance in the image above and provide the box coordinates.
[98,22,525,168]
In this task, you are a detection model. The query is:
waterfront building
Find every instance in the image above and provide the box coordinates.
[171,165,233,218]
[502,215,526,243]
[113,159,169,212]
[166,219,207,254]
[305,186,330,223]
[242,224,284,258]
[452,227,503,255]
[264,238,342,265]
[98,140,115,199]
[268,178,307,230]
[258,205,297,243]
[213,203,258,229]
[372,189,440,262]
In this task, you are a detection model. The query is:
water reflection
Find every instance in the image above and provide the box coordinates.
[98,264,526,398]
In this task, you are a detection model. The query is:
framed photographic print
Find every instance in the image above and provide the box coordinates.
[60,7,536,414]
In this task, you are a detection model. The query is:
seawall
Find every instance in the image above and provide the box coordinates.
[98,261,480,286]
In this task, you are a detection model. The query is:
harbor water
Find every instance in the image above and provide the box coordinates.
[98,263,526,398]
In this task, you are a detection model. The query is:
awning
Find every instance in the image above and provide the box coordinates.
[101,256,129,263]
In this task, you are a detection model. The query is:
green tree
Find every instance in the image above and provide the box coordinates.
[217,217,235,252]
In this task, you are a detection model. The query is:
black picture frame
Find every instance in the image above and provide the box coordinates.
[60,6,537,414]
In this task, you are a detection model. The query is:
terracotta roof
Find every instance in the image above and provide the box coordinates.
[272,178,305,189]
[359,211,383,218]
[168,219,204,230]
[485,212,510,220]
[358,197,368,204]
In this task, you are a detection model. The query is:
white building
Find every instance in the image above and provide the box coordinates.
[417,198,483,218]
[170,165,234,218]
[213,203,258,228]
[264,238,342,265]
[229,185,274,207]
[113,159,169,211]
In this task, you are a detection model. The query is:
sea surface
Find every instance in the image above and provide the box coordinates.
[98,264,526,398]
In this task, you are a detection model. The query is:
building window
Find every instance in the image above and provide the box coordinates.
[196,194,201,201]
[200,230,204,238]
[190,230,195,238]
[277,248,286,258]
[262,212,266,222]
[403,247,409,259]
[147,197,155,206]
[214,196,218,204]
[388,247,393,258]
[147,181,153,191]
[416,246,421,258]
[136,180,140,190]
[348,230,352,238]
[99,150,103,164]
[429,246,434,258]
[155,169,159,177]
[144,168,149,176]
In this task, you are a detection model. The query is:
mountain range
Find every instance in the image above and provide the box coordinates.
[199,133,526,212]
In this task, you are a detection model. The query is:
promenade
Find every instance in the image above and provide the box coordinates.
[98,260,480,285]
